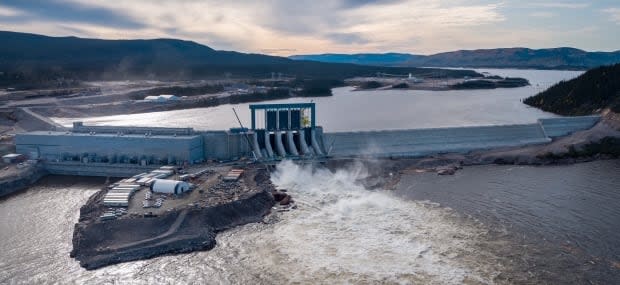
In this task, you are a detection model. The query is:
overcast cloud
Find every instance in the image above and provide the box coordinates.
[0,0,618,55]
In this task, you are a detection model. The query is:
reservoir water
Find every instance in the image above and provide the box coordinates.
[52,69,582,132]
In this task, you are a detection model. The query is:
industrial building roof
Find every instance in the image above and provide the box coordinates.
[20,131,202,140]
[2,153,23,158]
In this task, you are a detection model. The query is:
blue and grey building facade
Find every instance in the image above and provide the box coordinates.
[13,104,602,177]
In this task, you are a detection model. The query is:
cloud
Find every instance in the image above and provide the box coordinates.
[325,32,370,44]
[0,0,143,29]
[18,0,502,55]
[338,0,406,9]
[260,48,298,55]
[0,5,24,17]
[603,8,620,24]
[531,2,589,9]
[529,11,555,18]
[1,0,617,55]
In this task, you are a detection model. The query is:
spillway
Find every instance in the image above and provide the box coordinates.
[286,131,299,156]
[298,130,311,155]
[251,133,262,159]
[310,129,324,156]
[275,131,287,157]
[264,132,274,158]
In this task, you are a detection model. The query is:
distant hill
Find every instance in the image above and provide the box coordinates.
[0,31,479,88]
[289,53,419,66]
[291,48,620,70]
[524,64,620,115]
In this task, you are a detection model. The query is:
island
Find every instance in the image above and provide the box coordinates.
[70,165,292,270]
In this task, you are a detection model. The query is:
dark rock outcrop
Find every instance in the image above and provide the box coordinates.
[0,164,47,198]
[71,169,276,270]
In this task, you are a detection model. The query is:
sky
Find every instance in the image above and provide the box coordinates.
[0,0,619,56]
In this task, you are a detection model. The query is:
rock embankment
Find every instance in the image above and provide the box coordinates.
[71,168,276,270]
[0,163,47,198]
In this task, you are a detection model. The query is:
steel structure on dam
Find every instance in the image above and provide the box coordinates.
[248,103,326,159]
[13,102,602,176]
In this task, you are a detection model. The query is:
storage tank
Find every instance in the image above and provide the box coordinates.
[150,179,190,195]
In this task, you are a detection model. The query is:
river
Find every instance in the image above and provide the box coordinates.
[1,160,619,284]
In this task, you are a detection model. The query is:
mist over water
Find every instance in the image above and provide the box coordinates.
[265,160,501,284]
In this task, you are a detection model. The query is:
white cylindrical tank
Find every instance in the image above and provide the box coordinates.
[150,179,190,195]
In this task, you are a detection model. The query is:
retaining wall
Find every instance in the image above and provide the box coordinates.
[43,162,158,177]
[14,107,66,131]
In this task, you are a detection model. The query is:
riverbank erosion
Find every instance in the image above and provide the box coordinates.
[70,167,277,270]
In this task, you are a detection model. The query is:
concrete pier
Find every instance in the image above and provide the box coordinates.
[251,132,263,159]
[298,130,311,155]
[286,131,299,156]
[264,132,274,158]
[275,131,287,157]
[311,129,324,156]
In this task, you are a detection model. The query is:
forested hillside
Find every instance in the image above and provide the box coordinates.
[524,64,620,115]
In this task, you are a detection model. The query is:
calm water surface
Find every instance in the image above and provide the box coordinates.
[396,160,620,266]
[53,69,582,132]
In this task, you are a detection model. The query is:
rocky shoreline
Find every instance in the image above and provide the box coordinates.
[70,167,281,270]
[0,163,47,199]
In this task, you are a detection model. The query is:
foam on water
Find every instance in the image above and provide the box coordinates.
[259,160,500,284]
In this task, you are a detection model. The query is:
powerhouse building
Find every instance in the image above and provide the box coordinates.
[15,123,205,176]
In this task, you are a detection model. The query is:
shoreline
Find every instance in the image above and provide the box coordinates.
[0,163,48,199]
[5,77,530,120]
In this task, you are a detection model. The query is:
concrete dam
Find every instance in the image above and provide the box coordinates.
[324,115,601,158]
[14,103,600,176]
